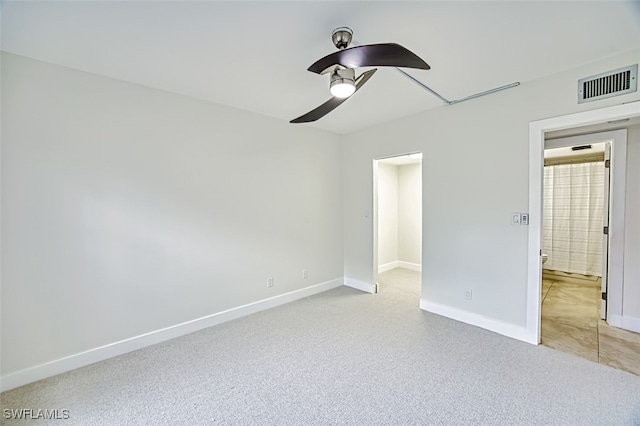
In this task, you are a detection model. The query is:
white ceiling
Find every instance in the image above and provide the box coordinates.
[2,1,640,134]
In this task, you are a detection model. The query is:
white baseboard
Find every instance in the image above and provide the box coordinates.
[398,261,421,272]
[378,261,421,273]
[607,315,640,333]
[378,261,398,273]
[344,277,377,294]
[420,299,536,345]
[0,278,344,393]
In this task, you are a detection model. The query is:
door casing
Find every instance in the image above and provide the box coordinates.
[527,102,639,344]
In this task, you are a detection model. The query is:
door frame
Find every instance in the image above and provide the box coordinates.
[527,102,639,344]
[543,131,626,322]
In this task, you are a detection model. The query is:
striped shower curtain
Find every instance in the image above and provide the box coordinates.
[542,161,605,277]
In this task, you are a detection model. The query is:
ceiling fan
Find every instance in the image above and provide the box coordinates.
[290,27,430,124]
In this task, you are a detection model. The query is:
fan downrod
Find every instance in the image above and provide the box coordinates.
[331,27,353,50]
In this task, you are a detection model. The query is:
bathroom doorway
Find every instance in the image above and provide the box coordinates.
[373,153,423,295]
[537,128,640,372]
[539,134,610,361]
[542,136,610,319]
[541,129,627,327]
[528,103,640,347]
[528,103,640,360]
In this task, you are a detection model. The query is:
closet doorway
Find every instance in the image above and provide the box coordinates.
[373,153,423,295]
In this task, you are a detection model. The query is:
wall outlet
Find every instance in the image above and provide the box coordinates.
[267,277,274,288]
[465,289,473,300]
[302,269,308,279]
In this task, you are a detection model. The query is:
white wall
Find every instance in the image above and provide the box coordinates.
[398,163,422,266]
[1,53,344,382]
[623,124,640,321]
[342,48,640,330]
[377,163,398,268]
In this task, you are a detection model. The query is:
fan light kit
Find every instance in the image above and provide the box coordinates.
[291,27,430,123]
[330,68,356,98]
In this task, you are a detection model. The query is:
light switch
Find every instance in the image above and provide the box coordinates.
[512,213,521,225]
[521,213,529,225]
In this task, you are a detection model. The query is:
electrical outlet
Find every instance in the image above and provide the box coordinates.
[521,213,529,225]
[267,277,274,288]
[302,269,308,279]
[465,289,473,300]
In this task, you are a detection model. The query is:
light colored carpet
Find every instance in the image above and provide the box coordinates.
[2,268,640,425]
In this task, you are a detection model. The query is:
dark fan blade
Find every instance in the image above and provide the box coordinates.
[290,69,377,123]
[308,43,430,75]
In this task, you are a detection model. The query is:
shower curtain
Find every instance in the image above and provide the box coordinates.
[542,161,605,277]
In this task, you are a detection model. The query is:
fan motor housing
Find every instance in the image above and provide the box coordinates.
[330,68,355,84]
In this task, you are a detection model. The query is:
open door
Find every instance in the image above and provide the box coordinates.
[601,141,611,320]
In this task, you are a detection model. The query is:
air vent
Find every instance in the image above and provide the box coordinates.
[578,64,637,103]
[571,145,592,151]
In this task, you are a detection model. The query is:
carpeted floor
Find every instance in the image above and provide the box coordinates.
[2,268,640,425]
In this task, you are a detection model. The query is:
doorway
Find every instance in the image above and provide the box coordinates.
[540,134,613,362]
[527,102,640,345]
[538,127,640,374]
[373,153,423,295]
[542,132,622,320]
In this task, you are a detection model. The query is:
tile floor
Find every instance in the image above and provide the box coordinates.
[541,277,640,375]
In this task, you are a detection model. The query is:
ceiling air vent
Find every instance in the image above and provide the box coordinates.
[578,64,637,103]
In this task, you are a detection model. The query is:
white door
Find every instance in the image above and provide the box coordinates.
[601,141,611,320]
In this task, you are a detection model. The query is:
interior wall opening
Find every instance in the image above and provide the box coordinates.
[373,153,423,297]
[540,137,608,360]
[542,139,608,306]
[532,121,640,375]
